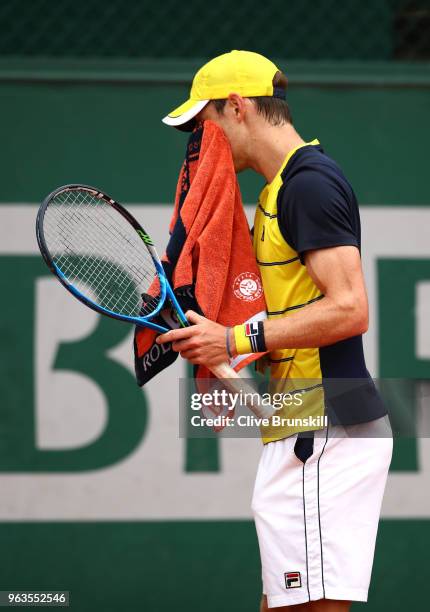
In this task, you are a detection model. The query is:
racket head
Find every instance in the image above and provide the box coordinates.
[36,184,171,330]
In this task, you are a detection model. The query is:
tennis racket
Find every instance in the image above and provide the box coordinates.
[36,184,275,419]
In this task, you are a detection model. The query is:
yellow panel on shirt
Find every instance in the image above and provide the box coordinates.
[253,139,387,444]
[253,140,325,443]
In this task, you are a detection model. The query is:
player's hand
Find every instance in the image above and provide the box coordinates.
[156,310,229,366]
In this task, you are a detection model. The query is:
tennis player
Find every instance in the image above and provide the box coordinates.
[158,51,392,611]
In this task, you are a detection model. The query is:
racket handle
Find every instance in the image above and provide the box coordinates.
[209,362,275,419]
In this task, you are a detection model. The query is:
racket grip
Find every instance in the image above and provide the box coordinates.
[209,362,275,419]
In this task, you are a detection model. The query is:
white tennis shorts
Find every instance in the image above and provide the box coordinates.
[252,416,393,608]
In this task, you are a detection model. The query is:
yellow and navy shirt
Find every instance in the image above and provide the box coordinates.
[254,140,387,443]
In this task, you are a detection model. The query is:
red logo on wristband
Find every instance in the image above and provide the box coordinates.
[233,273,263,302]
[245,322,259,337]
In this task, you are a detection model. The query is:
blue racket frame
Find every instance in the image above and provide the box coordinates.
[36,184,189,334]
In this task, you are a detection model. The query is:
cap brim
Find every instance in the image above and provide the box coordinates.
[162,98,209,128]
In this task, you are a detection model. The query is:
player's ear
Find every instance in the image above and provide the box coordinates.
[227,93,246,122]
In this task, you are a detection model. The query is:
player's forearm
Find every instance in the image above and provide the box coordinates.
[263,295,368,350]
[230,295,368,357]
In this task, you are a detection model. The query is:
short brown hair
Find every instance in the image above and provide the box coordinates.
[211,70,292,125]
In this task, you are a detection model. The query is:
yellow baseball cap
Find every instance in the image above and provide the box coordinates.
[162,50,285,130]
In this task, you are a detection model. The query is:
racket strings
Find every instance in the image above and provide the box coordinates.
[49,204,135,299]
[50,215,159,316]
[54,199,151,311]
[51,191,160,314]
[43,189,161,318]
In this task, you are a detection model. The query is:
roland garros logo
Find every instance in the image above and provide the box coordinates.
[233,272,263,302]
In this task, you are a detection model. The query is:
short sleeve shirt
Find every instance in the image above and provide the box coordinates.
[277,143,361,264]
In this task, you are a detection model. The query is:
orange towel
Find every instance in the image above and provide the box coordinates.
[134,119,266,386]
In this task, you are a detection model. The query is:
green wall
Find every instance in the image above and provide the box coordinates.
[1,60,429,205]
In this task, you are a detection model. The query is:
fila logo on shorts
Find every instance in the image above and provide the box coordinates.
[284,572,302,589]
